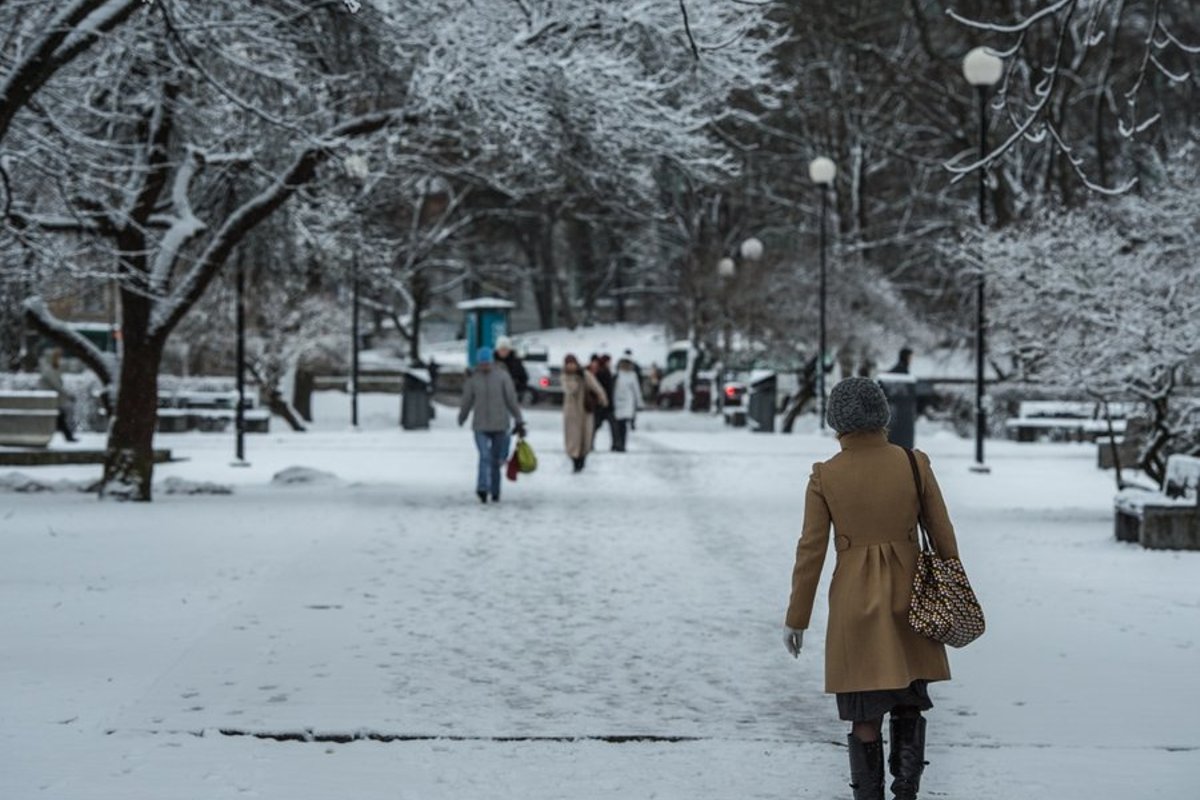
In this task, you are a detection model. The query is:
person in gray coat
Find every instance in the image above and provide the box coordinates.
[459,347,526,503]
[38,349,77,442]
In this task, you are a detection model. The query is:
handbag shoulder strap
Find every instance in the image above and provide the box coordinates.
[901,446,937,555]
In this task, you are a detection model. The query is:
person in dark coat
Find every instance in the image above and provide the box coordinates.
[784,378,964,800]
[887,347,913,375]
[591,354,615,448]
[493,336,528,400]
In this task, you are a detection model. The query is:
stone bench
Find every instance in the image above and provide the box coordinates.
[1114,454,1200,550]
[0,391,58,447]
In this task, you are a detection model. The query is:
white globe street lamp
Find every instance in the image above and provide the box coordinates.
[739,236,764,262]
[717,257,737,279]
[808,156,836,186]
[962,47,1003,87]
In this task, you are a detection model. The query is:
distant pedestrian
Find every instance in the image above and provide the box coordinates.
[591,354,615,448]
[458,347,525,503]
[493,336,529,401]
[611,358,641,452]
[856,347,877,378]
[38,349,76,442]
[647,363,662,405]
[622,348,643,429]
[562,354,607,473]
[783,377,967,800]
[887,347,913,375]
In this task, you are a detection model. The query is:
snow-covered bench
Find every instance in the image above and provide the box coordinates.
[0,390,58,447]
[156,390,270,434]
[1114,455,1200,550]
[1006,401,1127,443]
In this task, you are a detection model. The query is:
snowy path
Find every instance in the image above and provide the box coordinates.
[1,404,1198,798]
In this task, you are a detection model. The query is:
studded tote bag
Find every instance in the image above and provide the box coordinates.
[903,448,986,648]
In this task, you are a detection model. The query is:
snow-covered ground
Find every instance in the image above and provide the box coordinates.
[1,396,1197,799]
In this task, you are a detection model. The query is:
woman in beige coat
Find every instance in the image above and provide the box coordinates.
[560,354,607,473]
[783,378,962,800]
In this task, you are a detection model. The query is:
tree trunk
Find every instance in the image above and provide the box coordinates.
[411,272,428,365]
[265,390,307,432]
[569,219,600,323]
[538,219,559,329]
[102,336,164,501]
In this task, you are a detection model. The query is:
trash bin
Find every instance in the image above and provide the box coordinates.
[878,373,917,449]
[748,371,777,433]
[401,367,432,430]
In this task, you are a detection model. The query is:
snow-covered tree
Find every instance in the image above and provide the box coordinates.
[3,0,785,500]
[977,150,1200,483]
[8,1,397,499]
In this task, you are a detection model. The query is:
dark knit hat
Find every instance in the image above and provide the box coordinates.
[827,377,890,434]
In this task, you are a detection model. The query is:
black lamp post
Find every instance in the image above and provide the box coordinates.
[963,47,1003,473]
[234,256,247,464]
[351,252,360,429]
[342,153,371,430]
[808,156,836,430]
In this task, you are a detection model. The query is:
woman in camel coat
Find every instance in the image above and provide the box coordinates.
[783,377,963,800]
[560,354,607,472]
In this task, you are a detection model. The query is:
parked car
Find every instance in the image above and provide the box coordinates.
[522,346,563,404]
[657,341,716,410]
[721,379,748,408]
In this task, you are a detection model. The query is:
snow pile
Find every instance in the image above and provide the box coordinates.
[271,466,341,486]
[160,477,234,496]
[0,471,88,493]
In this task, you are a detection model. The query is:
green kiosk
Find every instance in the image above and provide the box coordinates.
[458,297,515,368]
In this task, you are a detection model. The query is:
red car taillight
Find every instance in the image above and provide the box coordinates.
[540,377,550,388]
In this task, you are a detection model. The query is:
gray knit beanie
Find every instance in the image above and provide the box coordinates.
[827,377,890,434]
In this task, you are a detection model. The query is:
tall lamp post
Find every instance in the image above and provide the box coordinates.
[233,254,248,466]
[343,154,370,430]
[716,236,764,412]
[351,252,360,429]
[808,156,836,430]
[963,47,1003,473]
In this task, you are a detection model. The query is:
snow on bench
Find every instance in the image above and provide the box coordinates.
[1006,400,1128,442]
[152,390,269,433]
[1113,454,1200,550]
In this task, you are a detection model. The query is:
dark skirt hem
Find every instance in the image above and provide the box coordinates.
[835,680,932,722]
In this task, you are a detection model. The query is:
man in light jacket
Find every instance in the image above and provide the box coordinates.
[459,347,526,503]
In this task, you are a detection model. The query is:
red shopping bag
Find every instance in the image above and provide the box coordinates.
[506,451,520,482]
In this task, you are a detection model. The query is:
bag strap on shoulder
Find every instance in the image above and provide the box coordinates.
[902,446,937,556]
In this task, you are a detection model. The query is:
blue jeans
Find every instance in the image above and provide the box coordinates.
[473,431,511,497]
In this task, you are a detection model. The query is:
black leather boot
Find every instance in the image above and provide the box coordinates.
[847,733,884,800]
[888,714,927,799]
